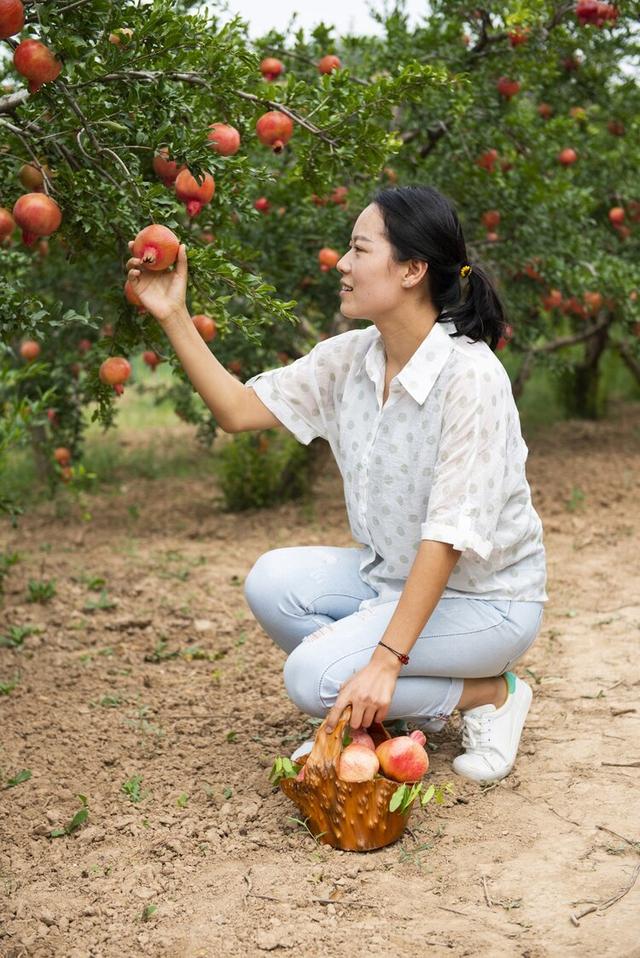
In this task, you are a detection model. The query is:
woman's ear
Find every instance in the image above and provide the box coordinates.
[402,259,428,289]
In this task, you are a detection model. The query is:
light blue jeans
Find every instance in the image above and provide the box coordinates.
[244,546,545,729]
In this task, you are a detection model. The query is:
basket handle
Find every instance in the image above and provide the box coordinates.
[305,705,352,772]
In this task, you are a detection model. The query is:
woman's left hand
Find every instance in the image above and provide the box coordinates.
[324,660,400,733]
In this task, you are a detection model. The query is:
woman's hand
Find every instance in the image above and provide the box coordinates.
[324,659,400,733]
[125,241,189,326]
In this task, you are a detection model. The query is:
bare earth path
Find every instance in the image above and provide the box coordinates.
[1,402,639,958]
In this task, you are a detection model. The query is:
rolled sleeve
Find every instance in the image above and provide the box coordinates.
[421,363,510,561]
[245,347,327,446]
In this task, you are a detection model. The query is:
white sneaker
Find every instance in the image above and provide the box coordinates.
[452,673,533,783]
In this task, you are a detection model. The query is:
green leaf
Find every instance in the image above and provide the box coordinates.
[4,769,32,789]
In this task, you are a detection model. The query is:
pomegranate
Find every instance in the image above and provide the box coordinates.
[14,39,62,93]
[255,111,294,153]
[77,338,92,355]
[486,231,499,243]
[584,291,603,314]
[19,339,40,361]
[508,28,529,46]
[207,123,241,156]
[227,359,243,376]
[496,324,514,350]
[409,729,427,747]
[12,193,62,246]
[132,224,179,271]
[569,106,587,122]
[60,465,73,483]
[318,247,340,272]
[47,408,59,428]
[475,148,499,173]
[99,356,131,386]
[142,350,161,371]
[542,289,563,310]
[538,102,554,119]
[496,76,521,99]
[338,743,380,782]
[19,162,49,191]
[152,147,185,187]
[317,54,341,74]
[174,169,215,218]
[254,197,270,213]
[200,231,216,244]
[608,206,625,226]
[347,727,376,750]
[0,207,15,241]
[260,57,284,81]
[607,119,625,136]
[124,279,146,313]
[53,446,71,466]
[558,148,578,166]
[108,27,134,45]
[375,734,429,783]
[0,0,23,38]
[482,209,500,230]
[191,314,216,342]
[330,185,348,205]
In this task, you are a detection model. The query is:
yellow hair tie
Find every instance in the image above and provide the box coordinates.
[460,264,472,278]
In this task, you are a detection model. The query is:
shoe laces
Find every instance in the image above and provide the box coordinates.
[461,712,492,752]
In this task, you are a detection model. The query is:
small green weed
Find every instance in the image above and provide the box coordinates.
[83,589,117,612]
[26,579,56,603]
[0,625,37,649]
[49,795,89,838]
[0,674,20,695]
[121,775,146,804]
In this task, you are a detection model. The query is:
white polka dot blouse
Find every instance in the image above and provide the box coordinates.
[245,320,548,609]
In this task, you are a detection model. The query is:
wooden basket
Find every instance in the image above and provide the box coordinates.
[280,705,414,851]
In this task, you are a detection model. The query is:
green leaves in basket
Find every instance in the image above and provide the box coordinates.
[269,756,300,786]
[389,781,454,814]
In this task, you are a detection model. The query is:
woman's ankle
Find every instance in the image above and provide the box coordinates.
[458,675,508,712]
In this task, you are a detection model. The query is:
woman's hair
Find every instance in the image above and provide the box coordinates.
[372,185,507,351]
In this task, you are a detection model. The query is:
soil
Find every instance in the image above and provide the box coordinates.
[1,402,639,958]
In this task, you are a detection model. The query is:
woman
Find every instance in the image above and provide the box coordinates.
[127,185,547,784]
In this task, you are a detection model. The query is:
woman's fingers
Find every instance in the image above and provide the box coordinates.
[128,241,133,250]
[125,257,141,271]
[128,269,140,280]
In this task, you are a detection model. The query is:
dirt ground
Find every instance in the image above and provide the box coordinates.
[1,401,639,958]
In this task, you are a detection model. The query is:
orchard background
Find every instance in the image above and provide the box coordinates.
[1,2,640,956]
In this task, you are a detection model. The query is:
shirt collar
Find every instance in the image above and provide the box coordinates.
[360,320,456,406]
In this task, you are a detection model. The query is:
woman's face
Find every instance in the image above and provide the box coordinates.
[336,203,428,323]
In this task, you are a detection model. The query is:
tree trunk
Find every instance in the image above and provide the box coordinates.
[29,424,55,484]
[557,322,610,419]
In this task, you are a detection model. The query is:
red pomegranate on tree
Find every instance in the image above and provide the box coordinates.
[142,351,162,372]
[475,148,499,173]
[18,162,49,191]
[0,0,24,39]
[260,57,284,81]
[496,76,521,99]
[19,339,40,361]
[318,247,340,272]
[132,224,180,271]
[317,54,341,74]
[12,193,62,246]
[207,123,241,156]
[508,28,529,47]
[255,111,294,153]
[191,314,217,342]
[558,148,578,166]
[482,210,500,230]
[152,147,185,187]
[13,39,62,93]
[99,357,131,395]
[174,169,215,217]
[0,207,15,242]
[537,102,554,119]
[53,446,72,467]
[254,197,270,214]
[608,207,625,226]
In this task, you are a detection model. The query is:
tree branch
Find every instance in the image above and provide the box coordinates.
[616,340,640,385]
[79,70,339,148]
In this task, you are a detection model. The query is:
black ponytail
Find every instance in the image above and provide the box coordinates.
[372,185,507,351]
